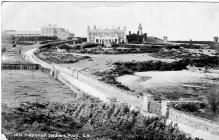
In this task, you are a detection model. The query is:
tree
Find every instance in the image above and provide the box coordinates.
[206,86,219,112]
[1,48,6,54]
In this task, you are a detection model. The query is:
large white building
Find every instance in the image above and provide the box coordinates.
[87,25,126,44]
[41,24,74,40]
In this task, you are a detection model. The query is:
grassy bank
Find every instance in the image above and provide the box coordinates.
[2,93,202,140]
[35,51,92,64]
[94,65,134,91]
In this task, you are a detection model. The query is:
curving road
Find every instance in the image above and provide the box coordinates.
[23,45,143,109]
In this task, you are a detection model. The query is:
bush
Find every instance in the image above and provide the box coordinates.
[80,42,101,49]
[2,100,202,140]
[113,55,219,72]
[173,103,200,112]
[206,86,219,112]
[1,47,6,54]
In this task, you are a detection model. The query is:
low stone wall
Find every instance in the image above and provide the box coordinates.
[142,96,219,135]
[168,108,219,135]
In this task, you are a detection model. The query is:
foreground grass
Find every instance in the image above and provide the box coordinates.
[2,93,202,140]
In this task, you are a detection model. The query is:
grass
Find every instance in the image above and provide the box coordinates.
[1,70,77,107]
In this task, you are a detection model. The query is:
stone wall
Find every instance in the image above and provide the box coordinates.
[142,95,219,135]
[168,108,219,135]
[148,100,162,116]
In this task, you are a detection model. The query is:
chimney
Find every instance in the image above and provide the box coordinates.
[137,31,139,35]
[163,36,168,43]
[129,31,131,35]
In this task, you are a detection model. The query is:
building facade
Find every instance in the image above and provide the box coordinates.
[41,24,74,40]
[87,25,126,44]
[126,24,147,44]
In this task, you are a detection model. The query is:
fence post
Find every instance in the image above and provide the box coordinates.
[72,69,75,77]
[161,100,171,117]
[76,70,78,79]
[55,69,60,80]
[142,95,153,113]
[77,71,78,79]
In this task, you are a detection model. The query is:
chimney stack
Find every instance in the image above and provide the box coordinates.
[163,36,168,43]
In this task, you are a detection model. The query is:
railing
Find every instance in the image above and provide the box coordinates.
[1,63,40,70]
[39,66,51,74]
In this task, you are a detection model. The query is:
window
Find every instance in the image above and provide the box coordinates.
[96,39,99,43]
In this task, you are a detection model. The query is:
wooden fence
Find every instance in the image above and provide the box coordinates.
[39,66,51,74]
[1,63,40,70]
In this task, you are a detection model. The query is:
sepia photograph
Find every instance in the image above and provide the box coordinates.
[1,1,219,140]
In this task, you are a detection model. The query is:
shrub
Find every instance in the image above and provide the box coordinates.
[173,103,200,112]
[113,55,219,72]
[206,86,219,112]
[2,100,202,140]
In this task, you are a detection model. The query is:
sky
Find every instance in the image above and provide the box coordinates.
[2,1,219,40]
